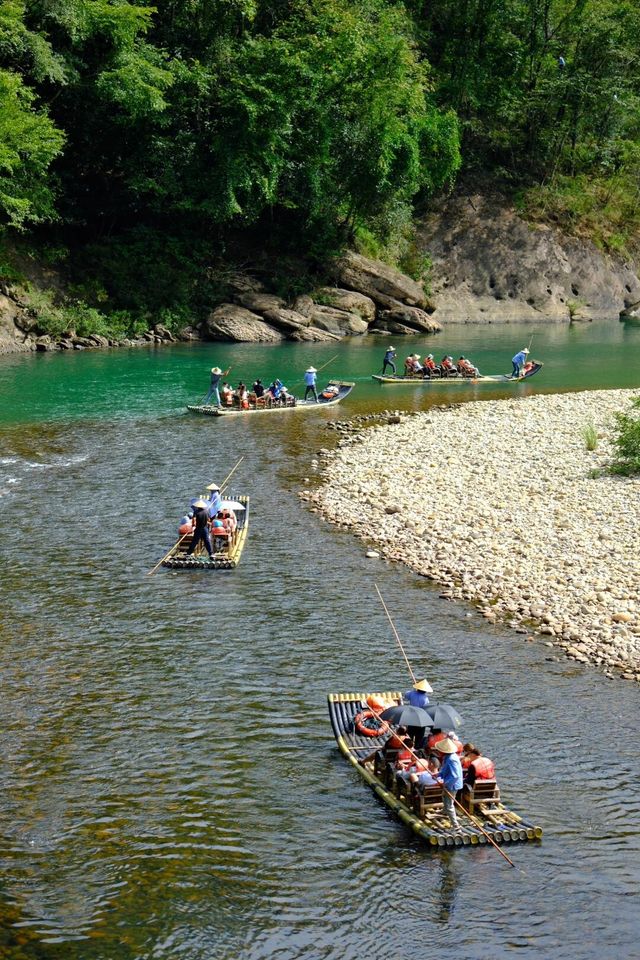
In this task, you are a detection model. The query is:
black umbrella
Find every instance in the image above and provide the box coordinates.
[425,703,462,730]
[379,704,434,729]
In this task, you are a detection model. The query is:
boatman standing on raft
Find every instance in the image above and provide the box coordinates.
[382,345,396,375]
[204,366,230,407]
[405,678,432,748]
[187,498,214,560]
[435,737,463,830]
[304,366,319,402]
[511,347,529,379]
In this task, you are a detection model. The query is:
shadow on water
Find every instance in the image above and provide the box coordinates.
[0,323,639,958]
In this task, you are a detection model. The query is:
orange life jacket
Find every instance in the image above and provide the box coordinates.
[386,734,406,750]
[470,756,495,780]
[395,748,413,769]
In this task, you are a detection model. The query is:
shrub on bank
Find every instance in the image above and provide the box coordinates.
[609,398,640,476]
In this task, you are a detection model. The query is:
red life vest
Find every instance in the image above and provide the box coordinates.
[470,756,495,780]
[395,748,413,769]
[427,732,463,753]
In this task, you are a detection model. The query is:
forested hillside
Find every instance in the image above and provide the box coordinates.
[1,0,639,335]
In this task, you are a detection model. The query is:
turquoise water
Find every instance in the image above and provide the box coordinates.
[2,319,640,425]
[0,320,639,959]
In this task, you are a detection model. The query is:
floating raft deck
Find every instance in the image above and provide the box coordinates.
[187,381,355,416]
[161,495,250,570]
[372,361,543,385]
[328,692,542,849]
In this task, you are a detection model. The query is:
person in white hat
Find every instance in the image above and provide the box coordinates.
[511,347,530,379]
[204,365,230,407]
[404,677,433,748]
[382,345,396,375]
[304,366,319,402]
[434,737,464,829]
[206,482,222,514]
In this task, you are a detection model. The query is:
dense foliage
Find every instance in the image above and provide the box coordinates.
[1,0,639,329]
[610,397,640,476]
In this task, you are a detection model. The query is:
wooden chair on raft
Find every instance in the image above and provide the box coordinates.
[461,779,500,814]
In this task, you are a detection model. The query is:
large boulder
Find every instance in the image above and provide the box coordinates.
[334,251,428,308]
[235,291,286,313]
[620,299,640,320]
[288,325,341,342]
[262,307,312,332]
[371,317,431,337]
[308,304,369,336]
[377,304,441,334]
[204,304,284,342]
[292,294,315,318]
[314,287,376,323]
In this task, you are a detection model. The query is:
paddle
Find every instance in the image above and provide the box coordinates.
[147,457,244,575]
[373,585,517,868]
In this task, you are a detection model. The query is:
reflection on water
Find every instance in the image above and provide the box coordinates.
[0,327,639,958]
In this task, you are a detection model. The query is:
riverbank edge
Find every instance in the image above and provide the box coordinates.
[299,390,640,684]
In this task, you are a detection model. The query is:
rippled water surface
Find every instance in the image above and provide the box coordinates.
[0,324,639,959]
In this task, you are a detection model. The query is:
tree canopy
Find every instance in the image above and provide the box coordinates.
[1,0,638,314]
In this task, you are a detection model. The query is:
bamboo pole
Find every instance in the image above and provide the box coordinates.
[374,584,417,685]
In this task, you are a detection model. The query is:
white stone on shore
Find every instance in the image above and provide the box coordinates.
[305,388,640,682]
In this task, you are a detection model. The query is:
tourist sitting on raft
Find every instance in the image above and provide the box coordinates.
[440,355,458,377]
[457,356,480,377]
[427,728,463,754]
[404,354,423,376]
[461,743,496,786]
[422,354,438,377]
[408,754,441,788]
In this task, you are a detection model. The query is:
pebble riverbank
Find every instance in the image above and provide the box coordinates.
[300,390,640,681]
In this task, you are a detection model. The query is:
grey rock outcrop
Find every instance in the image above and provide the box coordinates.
[262,306,312,333]
[308,304,369,336]
[314,287,376,323]
[288,325,341,342]
[376,304,441,334]
[204,304,284,342]
[334,250,429,309]
[421,191,640,323]
[236,292,286,313]
[620,300,640,320]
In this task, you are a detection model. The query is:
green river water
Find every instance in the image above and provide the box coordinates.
[0,320,639,960]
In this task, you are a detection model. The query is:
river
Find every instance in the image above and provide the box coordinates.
[0,321,639,959]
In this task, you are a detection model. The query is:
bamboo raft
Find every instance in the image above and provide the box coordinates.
[372,361,543,384]
[161,494,250,570]
[328,691,542,849]
[187,380,355,416]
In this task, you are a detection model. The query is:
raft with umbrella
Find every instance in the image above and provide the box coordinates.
[161,493,250,570]
[187,380,355,416]
[327,690,543,849]
[372,361,543,385]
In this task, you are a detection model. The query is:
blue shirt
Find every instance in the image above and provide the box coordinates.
[512,350,527,365]
[304,371,317,386]
[384,349,396,361]
[439,753,463,792]
[405,689,430,708]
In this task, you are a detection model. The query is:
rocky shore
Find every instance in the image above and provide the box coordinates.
[0,251,440,354]
[300,390,640,681]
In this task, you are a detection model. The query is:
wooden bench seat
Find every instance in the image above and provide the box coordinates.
[461,778,500,814]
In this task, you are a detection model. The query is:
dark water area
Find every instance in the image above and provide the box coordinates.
[0,321,639,959]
